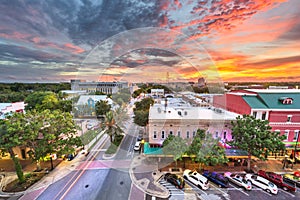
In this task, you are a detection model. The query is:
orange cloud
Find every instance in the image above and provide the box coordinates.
[64,43,85,54]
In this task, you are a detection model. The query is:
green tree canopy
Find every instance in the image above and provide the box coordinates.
[187,129,228,170]
[162,135,188,167]
[112,88,131,106]
[24,109,82,167]
[0,112,27,182]
[95,100,111,117]
[133,97,154,111]
[229,115,286,171]
[133,110,149,127]
[103,111,123,142]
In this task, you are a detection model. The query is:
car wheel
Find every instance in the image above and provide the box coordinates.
[183,175,187,180]
[198,185,202,189]
[266,189,271,194]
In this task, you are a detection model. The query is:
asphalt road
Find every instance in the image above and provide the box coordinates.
[35,115,140,200]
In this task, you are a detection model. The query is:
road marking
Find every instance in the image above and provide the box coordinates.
[209,183,227,195]
[228,183,249,196]
[278,188,295,197]
[184,179,208,195]
[252,187,273,197]
[55,135,108,200]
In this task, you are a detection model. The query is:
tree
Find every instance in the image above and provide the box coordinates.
[187,129,228,170]
[133,97,154,129]
[112,88,131,106]
[133,97,154,112]
[25,91,53,110]
[0,113,25,183]
[162,135,188,167]
[133,110,149,127]
[229,115,286,172]
[103,111,123,142]
[24,109,83,170]
[112,106,130,129]
[95,100,111,117]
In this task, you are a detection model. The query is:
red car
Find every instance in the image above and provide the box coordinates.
[258,170,296,192]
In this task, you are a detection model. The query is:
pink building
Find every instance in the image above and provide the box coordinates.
[213,89,300,149]
[148,99,239,147]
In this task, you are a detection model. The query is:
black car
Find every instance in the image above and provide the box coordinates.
[164,173,185,189]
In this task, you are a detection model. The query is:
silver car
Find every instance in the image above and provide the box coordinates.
[224,172,252,190]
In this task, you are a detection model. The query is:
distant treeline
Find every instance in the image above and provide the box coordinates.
[0,82,70,102]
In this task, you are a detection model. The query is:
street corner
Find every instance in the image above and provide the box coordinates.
[129,156,170,199]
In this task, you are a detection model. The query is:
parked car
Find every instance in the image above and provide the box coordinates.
[134,141,141,151]
[245,174,278,194]
[224,172,252,190]
[257,170,296,192]
[164,173,185,189]
[183,169,209,190]
[202,170,229,188]
[283,173,300,187]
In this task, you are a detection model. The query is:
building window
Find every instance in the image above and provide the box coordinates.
[153,131,157,139]
[287,115,292,122]
[178,131,181,137]
[187,131,190,138]
[294,130,299,141]
[162,131,165,139]
[284,130,289,141]
[253,111,257,118]
[223,131,227,140]
[262,112,266,120]
[193,131,196,137]
[215,131,219,138]
[170,131,173,135]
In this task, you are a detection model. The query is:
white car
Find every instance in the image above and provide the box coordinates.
[224,172,252,190]
[183,169,209,190]
[245,174,278,194]
[134,141,141,151]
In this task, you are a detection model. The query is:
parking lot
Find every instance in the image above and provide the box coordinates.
[158,174,300,200]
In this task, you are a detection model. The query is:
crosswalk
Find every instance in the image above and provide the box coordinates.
[158,179,187,199]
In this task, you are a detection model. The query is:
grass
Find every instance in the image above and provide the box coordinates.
[80,129,103,145]
[105,135,124,155]
[3,172,46,192]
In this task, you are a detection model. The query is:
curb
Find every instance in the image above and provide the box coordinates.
[102,133,126,160]
[129,155,170,199]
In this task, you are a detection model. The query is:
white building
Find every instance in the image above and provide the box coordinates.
[71,79,128,94]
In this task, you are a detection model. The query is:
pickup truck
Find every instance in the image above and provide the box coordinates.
[202,170,229,188]
[257,170,296,192]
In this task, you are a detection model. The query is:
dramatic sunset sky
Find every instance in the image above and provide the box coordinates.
[0,0,299,83]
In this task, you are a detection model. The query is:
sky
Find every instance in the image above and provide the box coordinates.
[0,0,300,84]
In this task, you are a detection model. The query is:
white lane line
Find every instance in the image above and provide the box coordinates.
[185,179,208,195]
[209,183,227,195]
[252,186,273,197]
[228,183,249,196]
[278,188,295,197]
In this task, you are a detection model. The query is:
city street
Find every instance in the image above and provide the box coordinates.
[33,115,142,200]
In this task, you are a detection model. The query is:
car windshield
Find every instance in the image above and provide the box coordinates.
[268,182,275,187]
[242,179,248,184]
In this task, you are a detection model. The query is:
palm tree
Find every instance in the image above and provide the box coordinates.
[112,105,130,129]
[103,111,123,143]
